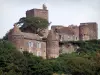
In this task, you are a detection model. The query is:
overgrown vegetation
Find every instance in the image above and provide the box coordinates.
[3,16,49,40]
[62,40,100,53]
[17,17,49,36]
[0,39,100,75]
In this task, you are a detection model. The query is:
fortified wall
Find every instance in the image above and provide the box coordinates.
[7,4,98,59]
[52,22,98,42]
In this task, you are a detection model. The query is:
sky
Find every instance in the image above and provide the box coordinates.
[0,0,100,38]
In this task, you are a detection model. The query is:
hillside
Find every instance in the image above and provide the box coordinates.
[0,39,100,75]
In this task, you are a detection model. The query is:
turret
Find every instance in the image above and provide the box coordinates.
[43,4,47,10]
[46,30,59,59]
[8,23,24,51]
[12,23,21,34]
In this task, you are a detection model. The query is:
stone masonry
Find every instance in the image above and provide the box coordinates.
[8,4,98,59]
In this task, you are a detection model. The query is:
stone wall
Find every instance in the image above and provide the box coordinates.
[60,43,79,54]
[59,33,74,42]
[87,23,98,40]
[68,25,79,41]
[79,22,98,40]
[8,24,47,59]
[46,30,59,59]
[79,24,90,40]
[26,7,48,21]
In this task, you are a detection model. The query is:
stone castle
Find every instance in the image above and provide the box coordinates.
[8,4,98,59]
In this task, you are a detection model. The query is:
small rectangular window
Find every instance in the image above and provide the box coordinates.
[37,42,41,48]
[28,41,33,47]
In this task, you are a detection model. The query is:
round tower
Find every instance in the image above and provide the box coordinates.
[79,24,89,41]
[46,30,59,59]
[8,23,24,51]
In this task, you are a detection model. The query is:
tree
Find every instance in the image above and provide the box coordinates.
[3,29,12,40]
[1,39,100,75]
[56,53,97,75]
[3,32,9,40]
[17,17,49,36]
[0,40,27,75]
[23,51,53,75]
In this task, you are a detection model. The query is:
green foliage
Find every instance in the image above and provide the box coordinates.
[63,40,100,53]
[3,32,8,40]
[17,17,49,35]
[55,53,97,75]
[3,29,12,40]
[23,51,53,75]
[0,40,53,75]
[0,39,100,75]
[0,40,27,75]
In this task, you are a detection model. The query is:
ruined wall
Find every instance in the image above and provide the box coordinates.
[51,25,79,42]
[60,43,79,54]
[59,33,74,42]
[39,28,49,38]
[68,25,79,41]
[79,22,98,40]
[87,23,98,40]
[51,25,64,31]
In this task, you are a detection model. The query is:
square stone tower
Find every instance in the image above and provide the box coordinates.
[79,22,98,40]
[26,4,48,21]
[26,4,49,38]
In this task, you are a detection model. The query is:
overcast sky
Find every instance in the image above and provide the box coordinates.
[0,0,100,38]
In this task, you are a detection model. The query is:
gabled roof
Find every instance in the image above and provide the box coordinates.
[10,24,42,40]
[11,31,42,40]
[22,32,42,40]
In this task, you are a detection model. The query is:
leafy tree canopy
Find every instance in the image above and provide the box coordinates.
[17,17,49,35]
[0,40,27,75]
[1,39,100,75]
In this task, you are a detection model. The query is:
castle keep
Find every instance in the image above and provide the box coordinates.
[8,4,98,59]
